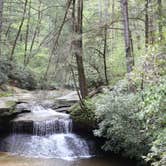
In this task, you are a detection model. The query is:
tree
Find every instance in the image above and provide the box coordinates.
[103,0,109,85]
[10,0,28,61]
[120,0,134,73]
[158,0,163,41]
[0,0,3,56]
[72,0,88,99]
[145,0,149,47]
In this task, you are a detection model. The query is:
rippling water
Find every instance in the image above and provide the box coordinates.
[0,153,135,166]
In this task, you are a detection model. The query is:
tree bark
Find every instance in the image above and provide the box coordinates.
[120,0,134,73]
[73,0,88,99]
[103,25,109,85]
[158,0,163,41]
[149,1,155,45]
[25,0,42,66]
[145,0,149,47]
[0,0,3,56]
[103,0,109,85]
[10,0,28,61]
[24,0,31,66]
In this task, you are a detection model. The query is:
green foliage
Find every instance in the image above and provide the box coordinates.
[93,73,166,163]
[139,77,166,132]
[94,84,149,159]
[0,58,11,84]
[69,99,97,130]
[0,58,37,90]
[9,63,37,90]
[145,129,166,166]
[139,78,166,166]
[0,92,13,97]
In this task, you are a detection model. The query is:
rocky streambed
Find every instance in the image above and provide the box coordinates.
[0,88,79,133]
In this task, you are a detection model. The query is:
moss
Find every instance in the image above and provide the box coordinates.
[0,92,13,97]
[69,98,97,132]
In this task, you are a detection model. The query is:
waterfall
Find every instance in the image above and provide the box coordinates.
[33,119,72,135]
[1,105,92,160]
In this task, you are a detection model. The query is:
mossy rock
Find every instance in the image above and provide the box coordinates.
[0,92,13,97]
[68,99,97,134]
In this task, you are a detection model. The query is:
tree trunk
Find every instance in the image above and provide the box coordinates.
[149,1,155,45]
[25,0,42,66]
[10,0,28,61]
[102,0,109,85]
[120,0,134,73]
[73,0,88,99]
[24,0,31,66]
[111,0,115,52]
[145,0,149,47]
[103,25,109,85]
[0,0,3,56]
[158,0,163,41]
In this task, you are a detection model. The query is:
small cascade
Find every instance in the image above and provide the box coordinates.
[11,105,72,135]
[3,104,93,160]
[33,119,72,135]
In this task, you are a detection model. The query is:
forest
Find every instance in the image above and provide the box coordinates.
[0,0,165,166]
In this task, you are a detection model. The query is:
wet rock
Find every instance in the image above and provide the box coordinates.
[16,103,31,112]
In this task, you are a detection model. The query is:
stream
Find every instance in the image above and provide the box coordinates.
[0,91,136,166]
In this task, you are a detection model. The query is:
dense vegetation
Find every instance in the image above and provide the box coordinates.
[0,0,165,165]
[70,52,166,165]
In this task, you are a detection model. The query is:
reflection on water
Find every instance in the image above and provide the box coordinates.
[0,153,136,166]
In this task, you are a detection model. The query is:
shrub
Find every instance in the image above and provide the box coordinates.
[0,58,37,90]
[9,64,37,90]
[69,99,97,131]
[145,129,166,166]
[94,87,149,159]
[140,77,166,165]
[0,58,11,84]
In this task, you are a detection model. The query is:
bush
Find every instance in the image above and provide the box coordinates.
[94,86,149,159]
[145,129,166,166]
[0,58,11,84]
[69,98,97,132]
[139,77,166,166]
[0,58,37,90]
[93,76,166,163]
[9,64,37,90]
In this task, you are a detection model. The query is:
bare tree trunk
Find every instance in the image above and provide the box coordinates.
[102,0,109,85]
[145,0,149,47]
[0,0,3,56]
[120,0,134,73]
[111,0,115,52]
[73,0,88,99]
[10,0,28,61]
[158,0,163,41]
[24,0,31,66]
[149,1,155,45]
[149,15,154,45]
[25,0,42,66]
[103,25,109,85]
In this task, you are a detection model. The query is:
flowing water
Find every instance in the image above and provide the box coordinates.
[0,105,136,166]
